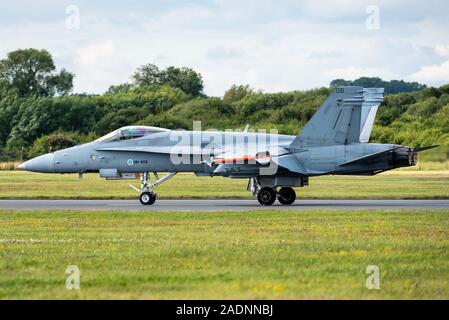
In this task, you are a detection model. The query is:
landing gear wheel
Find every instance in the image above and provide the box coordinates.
[257,187,276,206]
[139,191,156,205]
[278,187,296,205]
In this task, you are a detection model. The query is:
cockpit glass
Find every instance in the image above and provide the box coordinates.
[95,131,118,142]
[95,126,169,142]
[119,127,147,140]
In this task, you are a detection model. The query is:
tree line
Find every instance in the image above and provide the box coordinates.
[0,48,448,161]
[330,77,426,94]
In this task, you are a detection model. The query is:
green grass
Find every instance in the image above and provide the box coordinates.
[1,209,448,299]
[0,171,448,199]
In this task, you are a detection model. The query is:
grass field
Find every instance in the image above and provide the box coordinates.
[0,209,448,299]
[0,170,448,199]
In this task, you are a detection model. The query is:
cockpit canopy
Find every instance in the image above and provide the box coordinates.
[95,126,170,142]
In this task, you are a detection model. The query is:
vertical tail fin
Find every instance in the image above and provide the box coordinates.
[290,87,384,148]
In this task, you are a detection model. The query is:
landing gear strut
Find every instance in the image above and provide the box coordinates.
[129,172,177,206]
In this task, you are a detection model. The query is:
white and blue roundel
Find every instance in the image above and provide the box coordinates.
[127,159,134,166]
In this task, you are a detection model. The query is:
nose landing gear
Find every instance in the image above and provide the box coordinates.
[139,191,156,205]
[129,172,177,205]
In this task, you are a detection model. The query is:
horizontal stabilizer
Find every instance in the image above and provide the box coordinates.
[413,145,438,152]
[338,147,401,167]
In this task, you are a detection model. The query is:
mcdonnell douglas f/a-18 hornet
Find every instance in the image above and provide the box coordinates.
[19,87,435,206]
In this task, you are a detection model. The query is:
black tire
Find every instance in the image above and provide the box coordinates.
[278,187,296,205]
[139,191,156,205]
[257,187,276,206]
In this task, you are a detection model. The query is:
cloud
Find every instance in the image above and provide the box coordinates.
[325,67,399,82]
[207,47,245,59]
[76,40,115,69]
[435,45,449,57]
[301,0,366,20]
[308,51,348,60]
[408,60,449,86]
[142,6,214,30]
[1,1,449,95]
[74,40,131,93]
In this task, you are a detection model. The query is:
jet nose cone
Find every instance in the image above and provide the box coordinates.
[17,162,26,170]
[18,153,55,173]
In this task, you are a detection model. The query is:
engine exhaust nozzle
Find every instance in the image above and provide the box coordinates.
[392,147,418,168]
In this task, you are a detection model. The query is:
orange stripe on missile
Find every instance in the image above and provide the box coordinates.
[213,155,271,164]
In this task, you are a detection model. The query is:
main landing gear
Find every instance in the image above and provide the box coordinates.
[248,178,297,206]
[277,187,296,205]
[129,172,177,205]
[257,187,277,206]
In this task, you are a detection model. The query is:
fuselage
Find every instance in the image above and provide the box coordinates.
[19,129,415,177]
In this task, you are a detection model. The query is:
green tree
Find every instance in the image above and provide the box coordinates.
[139,113,190,130]
[166,97,237,129]
[106,83,133,94]
[95,107,148,135]
[223,84,253,103]
[160,66,203,97]
[28,132,78,158]
[132,63,203,96]
[132,64,161,86]
[330,77,426,94]
[329,79,350,87]
[0,48,74,97]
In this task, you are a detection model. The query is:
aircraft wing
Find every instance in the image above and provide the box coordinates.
[271,154,307,174]
[413,145,438,152]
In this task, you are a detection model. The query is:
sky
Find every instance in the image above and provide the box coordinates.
[1,0,448,96]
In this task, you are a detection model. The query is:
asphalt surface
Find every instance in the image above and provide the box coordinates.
[0,199,448,211]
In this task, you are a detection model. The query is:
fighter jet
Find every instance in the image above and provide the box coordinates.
[18,86,435,206]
